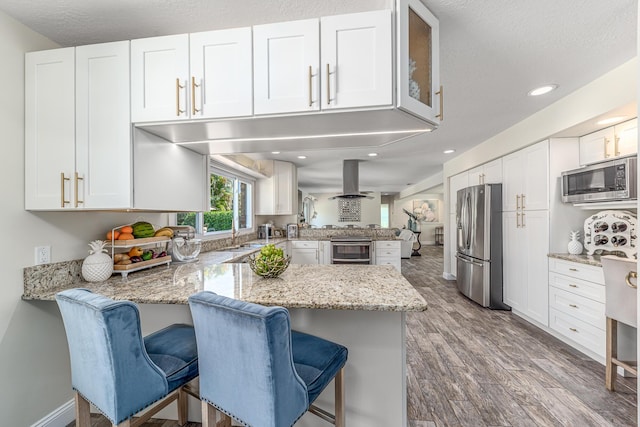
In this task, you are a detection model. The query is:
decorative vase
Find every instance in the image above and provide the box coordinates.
[82,240,114,282]
[567,230,583,255]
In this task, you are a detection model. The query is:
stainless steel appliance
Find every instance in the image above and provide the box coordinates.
[257,224,272,239]
[286,223,298,239]
[330,236,372,264]
[561,156,637,203]
[456,184,509,309]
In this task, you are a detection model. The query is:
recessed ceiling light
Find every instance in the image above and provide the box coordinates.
[271,151,280,154]
[297,155,307,159]
[368,152,378,157]
[597,116,627,126]
[527,84,558,96]
[443,149,456,154]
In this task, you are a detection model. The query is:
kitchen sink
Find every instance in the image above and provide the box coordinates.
[222,243,265,252]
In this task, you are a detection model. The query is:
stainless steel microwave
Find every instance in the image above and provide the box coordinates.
[561,156,637,203]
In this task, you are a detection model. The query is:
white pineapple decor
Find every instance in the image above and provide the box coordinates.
[82,240,114,282]
[567,230,583,255]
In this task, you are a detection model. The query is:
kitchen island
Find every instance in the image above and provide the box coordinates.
[24,251,427,427]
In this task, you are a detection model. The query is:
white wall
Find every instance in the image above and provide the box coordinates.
[391,192,444,245]
[0,11,171,425]
[441,58,638,276]
[305,192,382,228]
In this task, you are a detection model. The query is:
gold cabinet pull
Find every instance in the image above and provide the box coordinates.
[516,212,521,228]
[569,327,578,332]
[604,138,611,158]
[60,173,70,208]
[521,194,526,209]
[625,271,637,289]
[326,63,331,105]
[176,78,185,116]
[516,194,520,210]
[191,76,200,116]
[308,66,313,107]
[569,283,578,288]
[435,85,443,120]
[522,212,526,228]
[569,304,578,308]
[569,268,578,272]
[74,172,84,207]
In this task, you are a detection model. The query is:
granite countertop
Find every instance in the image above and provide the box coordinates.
[548,253,603,267]
[23,250,427,312]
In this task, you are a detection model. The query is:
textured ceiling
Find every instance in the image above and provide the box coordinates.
[0,0,637,194]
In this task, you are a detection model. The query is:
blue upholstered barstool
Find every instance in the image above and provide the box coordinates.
[56,289,199,427]
[188,291,348,427]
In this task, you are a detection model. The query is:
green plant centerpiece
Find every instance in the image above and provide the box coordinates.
[248,244,291,278]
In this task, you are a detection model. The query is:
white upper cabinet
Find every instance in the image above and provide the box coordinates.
[578,119,637,166]
[131,34,189,122]
[253,19,320,115]
[75,42,132,209]
[396,0,441,124]
[255,160,298,215]
[25,47,75,210]
[131,29,253,122]
[189,28,253,118]
[468,158,502,186]
[320,10,392,110]
[502,140,549,212]
[614,118,638,158]
[26,42,131,210]
[254,11,393,115]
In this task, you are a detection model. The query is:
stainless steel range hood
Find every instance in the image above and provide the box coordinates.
[329,160,373,200]
[134,109,434,155]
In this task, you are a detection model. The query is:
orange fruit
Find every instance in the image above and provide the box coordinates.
[120,225,133,234]
[106,230,121,240]
[118,233,135,240]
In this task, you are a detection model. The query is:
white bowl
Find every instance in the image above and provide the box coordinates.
[171,237,201,262]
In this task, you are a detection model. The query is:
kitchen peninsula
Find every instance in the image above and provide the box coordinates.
[23,251,427,427]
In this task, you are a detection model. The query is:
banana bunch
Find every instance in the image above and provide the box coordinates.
[154,227,175,238]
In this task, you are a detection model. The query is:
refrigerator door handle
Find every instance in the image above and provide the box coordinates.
[464,191,472,250]
[455,253,484,267]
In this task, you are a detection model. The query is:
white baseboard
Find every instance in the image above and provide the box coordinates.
[31,399,74,427]
[442,272,456,280]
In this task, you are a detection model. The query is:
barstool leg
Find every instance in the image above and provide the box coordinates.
[335,367,345,427]
[606,317,617,391]
[177,388,188,425]
[75,392,91,427]
[202,401,216,427]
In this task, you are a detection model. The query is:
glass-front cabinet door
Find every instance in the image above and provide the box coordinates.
[397,0,441,125]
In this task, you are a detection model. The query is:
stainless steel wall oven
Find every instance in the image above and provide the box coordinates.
[330,236,372,264]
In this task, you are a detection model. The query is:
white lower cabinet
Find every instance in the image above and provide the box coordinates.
[290,240,319,264]
[319,241,332,265]
[375,240,401,272]
[548,258,606,358]
[503,210,549,325]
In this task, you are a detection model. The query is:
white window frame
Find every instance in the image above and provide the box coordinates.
[175,161,255,238]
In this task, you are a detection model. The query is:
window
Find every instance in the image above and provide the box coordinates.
[177,164,254,236]
[380,203,390,228]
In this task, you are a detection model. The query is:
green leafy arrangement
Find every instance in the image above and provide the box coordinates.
[248,244,291,278]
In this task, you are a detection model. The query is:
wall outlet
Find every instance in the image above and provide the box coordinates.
[35,246,51,265]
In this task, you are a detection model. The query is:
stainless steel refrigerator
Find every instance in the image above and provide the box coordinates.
[456,183,510,310]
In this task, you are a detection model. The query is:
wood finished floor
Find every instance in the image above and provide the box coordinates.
[69,246,636,427]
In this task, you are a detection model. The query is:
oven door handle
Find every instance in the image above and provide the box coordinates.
[332,258,371,263]
[331,242,372,246]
